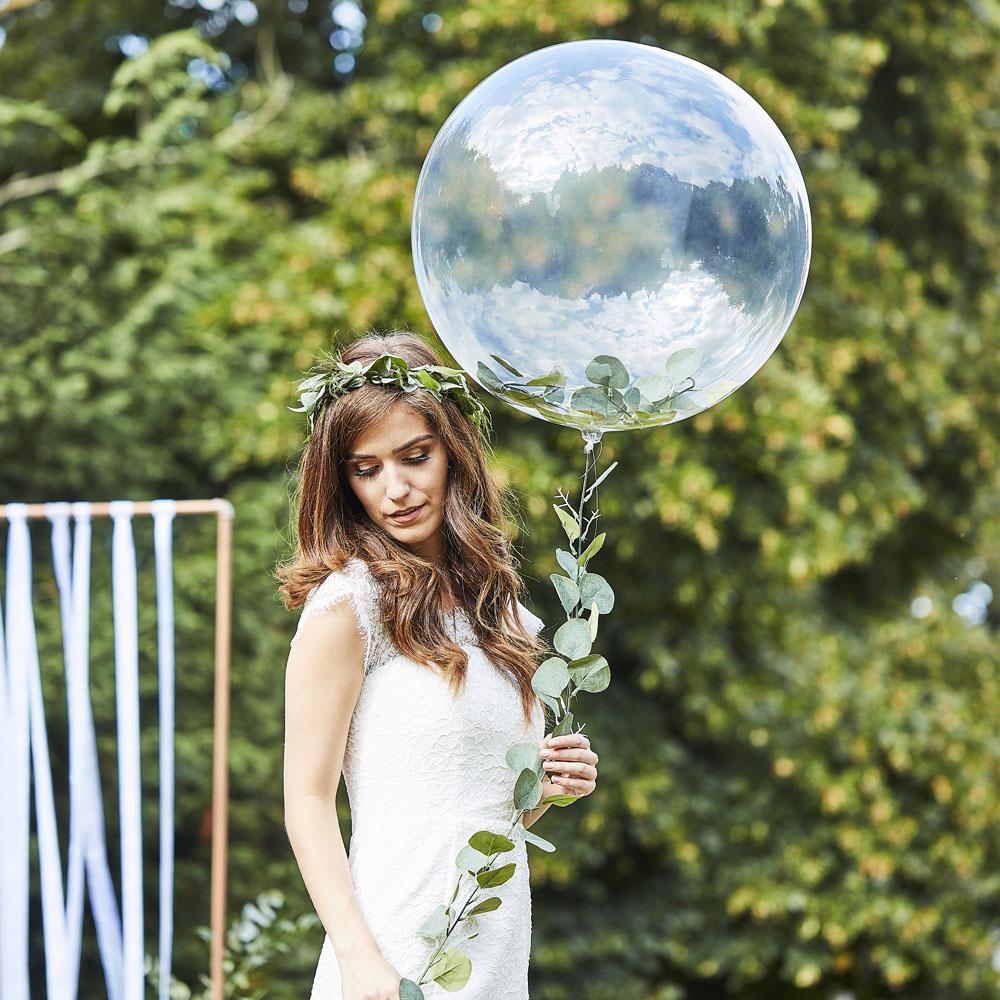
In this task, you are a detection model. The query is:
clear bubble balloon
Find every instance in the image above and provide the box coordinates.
[412,39,812,434]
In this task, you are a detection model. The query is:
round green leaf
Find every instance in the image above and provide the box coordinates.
[476,363,505,391]
[588,601,600,640]
[543,792,580,807]
[552,503,581,543]
[455,845,489,873]
[555,548,580,580]
[568,654,611,693]
[578,572,615,613]
[522,828,557,853]
[550,573,580,613]
[586,354,630,389]
[469,830,515,856]
[506,741,543,776]
[417,904,451,942]
[428,948,472,992]
[477,862,516,889]
[554,618,593,660]
[571,386,618,417]
[400,978,426,1000]
[531,656,570,699]
[665,347,702,381]
[633,373,674,402]
[468,896,503,915]
[514,766,543,811]
[577,532,606,568]
[551,711,575,736]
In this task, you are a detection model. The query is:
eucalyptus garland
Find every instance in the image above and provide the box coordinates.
[290,352,493,441]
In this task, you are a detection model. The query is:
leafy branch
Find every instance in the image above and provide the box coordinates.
[143,890,321,1000]
[0,29,293,212]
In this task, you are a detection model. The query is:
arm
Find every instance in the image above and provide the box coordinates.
[282,599,380,961]
[521,801,552,830]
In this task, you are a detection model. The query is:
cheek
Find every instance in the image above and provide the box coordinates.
[429,455,449,493]
[349,477,379,511]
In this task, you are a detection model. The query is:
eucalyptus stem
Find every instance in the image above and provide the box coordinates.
[403,421,619,1000]
[415,810,525,985]
[556,429,606,729]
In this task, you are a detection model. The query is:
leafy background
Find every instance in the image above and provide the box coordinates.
[0,0,998,996]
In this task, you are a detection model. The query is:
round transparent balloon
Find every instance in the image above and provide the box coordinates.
[412,39,812,433]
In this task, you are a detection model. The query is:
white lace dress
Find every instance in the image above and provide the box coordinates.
[289,557,547,1000]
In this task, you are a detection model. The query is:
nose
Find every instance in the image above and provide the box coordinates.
[384,463,412,502]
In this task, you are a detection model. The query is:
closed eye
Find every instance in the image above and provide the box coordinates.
[352,453,431,479]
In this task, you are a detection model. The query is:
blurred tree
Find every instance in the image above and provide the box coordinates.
[0,0,997,998]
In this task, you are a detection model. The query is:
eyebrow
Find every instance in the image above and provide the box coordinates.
[347,433,436,461]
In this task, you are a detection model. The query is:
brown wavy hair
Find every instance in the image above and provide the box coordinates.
[276,330,549,730]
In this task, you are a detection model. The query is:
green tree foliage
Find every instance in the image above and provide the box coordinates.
[0,0,997,997]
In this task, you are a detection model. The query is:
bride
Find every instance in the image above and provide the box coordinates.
[277,331,600,1000]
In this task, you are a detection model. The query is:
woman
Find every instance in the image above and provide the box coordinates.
[278,331,599,1000]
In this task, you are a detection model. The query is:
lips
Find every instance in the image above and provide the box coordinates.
[387,504,425,522]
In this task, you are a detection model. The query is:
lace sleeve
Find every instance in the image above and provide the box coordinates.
[514,599,545,639]
[289,561,383,675]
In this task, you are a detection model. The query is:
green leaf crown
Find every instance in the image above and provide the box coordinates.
[290,352,493,440]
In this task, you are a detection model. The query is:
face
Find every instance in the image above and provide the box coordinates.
[345,402,449,562]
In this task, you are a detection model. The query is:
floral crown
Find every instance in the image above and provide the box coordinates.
[290,352,493,439]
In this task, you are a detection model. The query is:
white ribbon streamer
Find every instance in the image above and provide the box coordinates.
[151,500,176,1000]
[50,503,124,1000]
[49,504,83,994]
[0,505,31,1000]
[110,502,144,1000]
[22,506,73,999]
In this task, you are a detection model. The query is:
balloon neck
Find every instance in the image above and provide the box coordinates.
[581,429,602,452]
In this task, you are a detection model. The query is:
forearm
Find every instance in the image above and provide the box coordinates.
[285,794,379,961]
[521,800,553,830]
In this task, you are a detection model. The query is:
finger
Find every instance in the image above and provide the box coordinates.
[543,760,585,775]
[550,776,592,794]
[543,741,595,760]
[546,734,591,749]
[543,757,597,772]
[540,748,598,764]
[549,764,597,784]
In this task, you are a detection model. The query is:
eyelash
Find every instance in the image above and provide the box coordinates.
[352,453,431,479]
